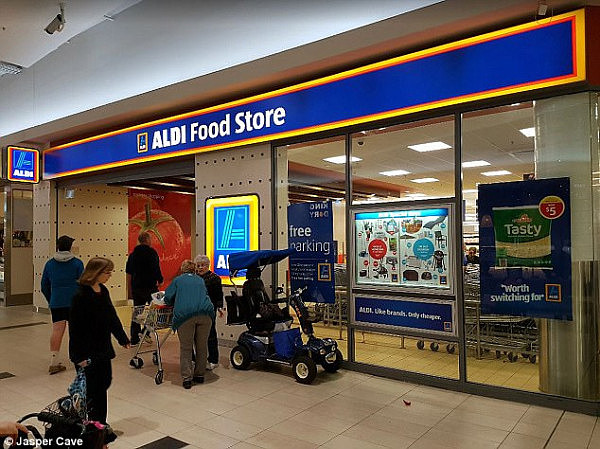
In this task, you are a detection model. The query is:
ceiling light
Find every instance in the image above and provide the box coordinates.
[0,60,23,76]
[406,193,427,197]
[323,155,362,164]
[45,2,66,34]
[462,189,478,194]
[408,141,452,152]
[379,169,411,177]
[520,127,535,137]
[538,1,548,16]
[462,160,490,168]
[410,177,439,183]
[482,170,512,176]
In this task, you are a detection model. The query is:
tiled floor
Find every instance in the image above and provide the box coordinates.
[1,306,600,449]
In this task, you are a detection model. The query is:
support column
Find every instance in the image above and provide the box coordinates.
[536,92,600,399]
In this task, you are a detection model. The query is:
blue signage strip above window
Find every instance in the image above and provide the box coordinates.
[7,146,40,183]
[43,10,585,179]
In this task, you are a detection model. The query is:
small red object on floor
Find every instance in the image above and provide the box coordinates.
[403,400,411,406]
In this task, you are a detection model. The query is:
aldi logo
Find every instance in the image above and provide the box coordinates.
[137,132,148,153]
[206,194,259,283]
[7,146,39,183]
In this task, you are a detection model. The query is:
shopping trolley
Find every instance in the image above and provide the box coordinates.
[129,304,173,385]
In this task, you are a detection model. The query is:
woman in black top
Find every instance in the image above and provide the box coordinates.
[69,257,130,424]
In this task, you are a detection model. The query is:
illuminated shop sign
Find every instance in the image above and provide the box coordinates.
[205,194,259,284]
[7,146,40,183]
[43,10,585,179]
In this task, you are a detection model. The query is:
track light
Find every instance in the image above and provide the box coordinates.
[45,2,66,34]
[537,1,548,16]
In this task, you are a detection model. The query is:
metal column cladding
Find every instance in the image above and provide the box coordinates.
[43,10,586,179]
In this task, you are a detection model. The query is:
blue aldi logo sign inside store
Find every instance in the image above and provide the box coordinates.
[7,146,40,183]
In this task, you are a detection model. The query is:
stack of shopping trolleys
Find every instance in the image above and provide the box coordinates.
[463,264,538,363]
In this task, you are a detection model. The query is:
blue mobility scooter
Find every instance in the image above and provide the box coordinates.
[226,248,343,384]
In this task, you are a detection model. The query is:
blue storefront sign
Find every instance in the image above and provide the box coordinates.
[43,11,584,179]
[354,296,454,334]
[7,146,39,183]
[288,201,335,303]
[479,177,572,320]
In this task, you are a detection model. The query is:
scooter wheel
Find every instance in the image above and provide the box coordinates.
[416,340,425,350]
[230,345,251,370]
[321,349,343,373]
[155,370,164,385]
[292,355,317,384]
[152,352,159,366]
[129,357,143,369]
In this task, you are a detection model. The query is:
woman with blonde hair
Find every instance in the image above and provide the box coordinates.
[69,257,130,425]
[164,260,214,389]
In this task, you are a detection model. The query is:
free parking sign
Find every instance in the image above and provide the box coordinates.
[206,194,259,283]
[7,146,39,183]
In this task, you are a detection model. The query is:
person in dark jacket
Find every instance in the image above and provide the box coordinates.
[126,231,163,344]
[41,235,84,375]
[69,257,130,424]
[195,255,224,370]
[164,260,215,389]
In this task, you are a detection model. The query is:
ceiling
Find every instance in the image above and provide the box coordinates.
[0,0,142,69]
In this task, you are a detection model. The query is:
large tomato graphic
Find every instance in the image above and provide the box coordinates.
[128,191,160,217]
[129,203,186,286]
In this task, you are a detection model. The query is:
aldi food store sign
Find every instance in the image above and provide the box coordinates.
[43,10,585,179]
[7,146,40,183]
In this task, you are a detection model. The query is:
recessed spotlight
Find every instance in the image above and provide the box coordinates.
[323,155,362,164]
[407,141,452,152]
[379,169,411,176]
[520,127,535,137]
[482,170,512,176]
[410,177,439,183]
[462,160,490,168]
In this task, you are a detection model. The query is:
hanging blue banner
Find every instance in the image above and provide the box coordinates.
[288,201,335,303]
[354,296,454,334]
[479,177,572,320]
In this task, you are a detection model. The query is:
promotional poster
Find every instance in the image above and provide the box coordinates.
[354,207,451,290]
[288,201,335,303]
[128,189,192,288]
[479,178,572,320]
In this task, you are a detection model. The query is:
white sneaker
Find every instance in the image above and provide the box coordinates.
[206,362,218,370]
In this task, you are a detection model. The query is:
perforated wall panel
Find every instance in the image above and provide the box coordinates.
[54,185,128,303]
[195,143,272,342]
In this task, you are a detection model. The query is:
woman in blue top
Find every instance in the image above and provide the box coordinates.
[164,260,215,389]
[41,235,84,375]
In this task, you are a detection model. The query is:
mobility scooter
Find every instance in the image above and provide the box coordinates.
[226,248,343,384]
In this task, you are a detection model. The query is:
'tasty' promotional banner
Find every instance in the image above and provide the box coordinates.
[479,178,572,320]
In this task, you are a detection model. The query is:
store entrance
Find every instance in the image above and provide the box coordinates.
[52,170,196,311]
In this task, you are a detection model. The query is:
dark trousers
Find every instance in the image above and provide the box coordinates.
[84,360,112,424]
[207,316,219,364]
[130,287,155,344]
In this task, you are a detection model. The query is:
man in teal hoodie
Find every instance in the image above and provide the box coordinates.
[41,235,84,374]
